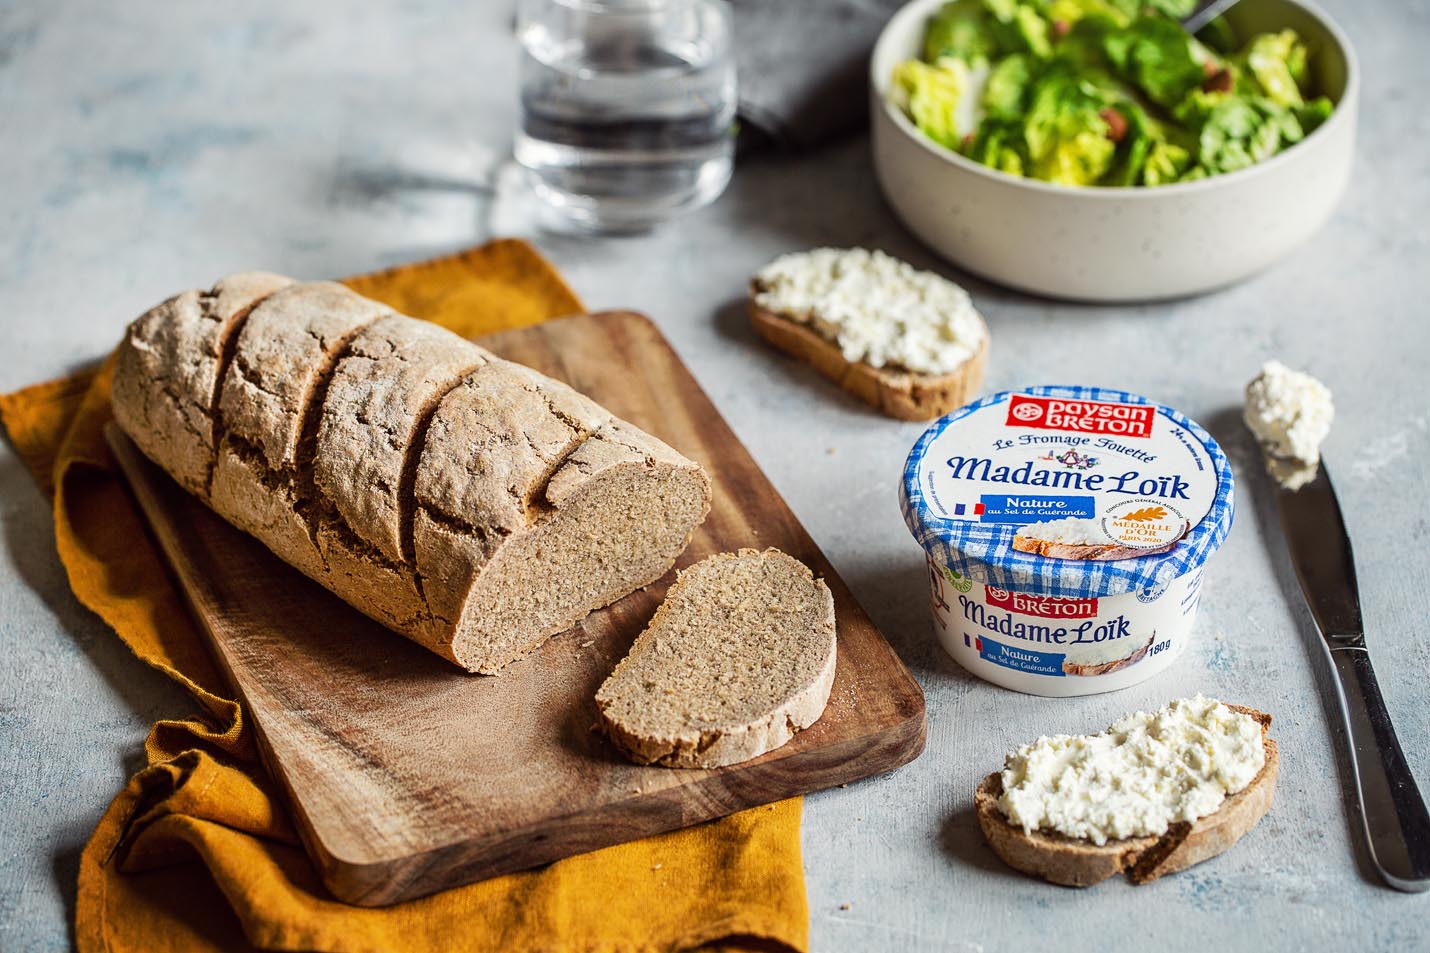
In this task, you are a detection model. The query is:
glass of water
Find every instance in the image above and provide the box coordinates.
[515,0,737,233]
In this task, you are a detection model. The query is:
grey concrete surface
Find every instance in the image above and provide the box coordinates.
[2,1,1427,950]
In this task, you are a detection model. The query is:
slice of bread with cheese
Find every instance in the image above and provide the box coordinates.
[1060,635,1154,676]
[975,700,1277,886]
[1011,517,1188,562]
[748,248,988,421]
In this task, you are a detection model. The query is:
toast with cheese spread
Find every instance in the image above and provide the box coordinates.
[748,301,988,421]
[975,702,1277,886]
[748,248,988,421]
[1011,517,1189,561]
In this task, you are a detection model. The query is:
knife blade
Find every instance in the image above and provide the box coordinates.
[1275,467,1363,642]
[1275,465,1430,891]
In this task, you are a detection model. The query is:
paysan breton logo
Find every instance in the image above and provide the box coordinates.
[985,586,1098,619]
[1006,395,1155,439]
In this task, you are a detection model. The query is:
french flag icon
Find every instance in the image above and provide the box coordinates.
[952,502,986,517]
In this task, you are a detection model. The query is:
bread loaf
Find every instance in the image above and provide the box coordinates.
[112,274,713,673]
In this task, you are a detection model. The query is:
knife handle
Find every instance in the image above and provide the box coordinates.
[1329,647,1430,891]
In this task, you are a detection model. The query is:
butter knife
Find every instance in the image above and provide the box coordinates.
[1275,466,1430,891]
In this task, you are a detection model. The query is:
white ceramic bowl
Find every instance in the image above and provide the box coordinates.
[870,0,1359,301]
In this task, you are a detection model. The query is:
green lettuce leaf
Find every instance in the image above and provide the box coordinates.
[964,116,1029,176]
[925,0,1000,64]
[1175,90,1315,175]
[892,58,972,149]
[1142,140,1192,185]
[1296,96,1334,134]
[1103,14,1208,109]
[1102,101,1155,186]
[1054,13,1121,72]
[1022,66,1117,184]
[1044,0,1139,29]
[983,53,1036,118]
[983,0,1053,58]
[1243,29,1309,106]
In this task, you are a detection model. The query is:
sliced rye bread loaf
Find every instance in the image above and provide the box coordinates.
[747,301,988,422]
[974,706,1278,886]
[112,274,712,673]
[595,548,837,769]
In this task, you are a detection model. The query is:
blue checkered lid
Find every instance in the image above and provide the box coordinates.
[900,385,1235,599]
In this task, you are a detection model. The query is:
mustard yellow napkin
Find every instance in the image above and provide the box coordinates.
[0,240,809,953]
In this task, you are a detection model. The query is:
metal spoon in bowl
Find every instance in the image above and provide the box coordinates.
[1182,0,1243,35]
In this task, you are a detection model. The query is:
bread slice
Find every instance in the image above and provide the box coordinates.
[595,548,837,769]
[975,705,1277,886]
[748,302,988,422]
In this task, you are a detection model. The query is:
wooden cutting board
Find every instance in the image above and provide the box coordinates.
[107,310,926,907]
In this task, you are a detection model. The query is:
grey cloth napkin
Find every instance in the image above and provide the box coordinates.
[732,0,907,151]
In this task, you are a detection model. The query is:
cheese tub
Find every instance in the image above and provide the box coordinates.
[900,386,1235,696]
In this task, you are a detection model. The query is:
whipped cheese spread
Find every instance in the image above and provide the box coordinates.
[998,695,1266,845]
[1244,360,1334,490]
[752,247,985,376]
[902,386,1235,696]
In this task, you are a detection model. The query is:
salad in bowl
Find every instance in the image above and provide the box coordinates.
[889,0,1336,187]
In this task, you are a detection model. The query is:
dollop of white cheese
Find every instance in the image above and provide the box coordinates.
[1016,516,1109,545]
[752,247,985,376]
[997,695,1266,845]
[1243,360,1334,490]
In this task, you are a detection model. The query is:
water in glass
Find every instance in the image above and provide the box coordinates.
[516,0,736,233]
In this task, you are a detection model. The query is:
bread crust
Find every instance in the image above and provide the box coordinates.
[974,706,1277,886]
[111,272,293,494]
[314,314,494,564]
[747,301,988,422]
